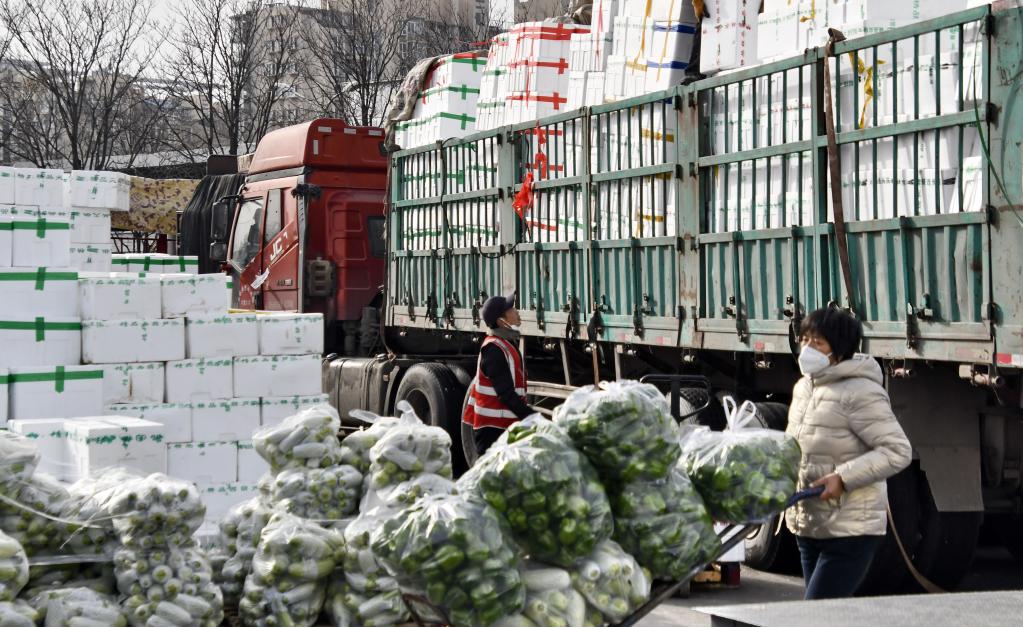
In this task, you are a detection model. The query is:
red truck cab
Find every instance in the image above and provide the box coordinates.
[212,119,388,349]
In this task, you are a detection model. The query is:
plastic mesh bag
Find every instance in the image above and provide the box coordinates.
[272,465,363,524]
[680,397,800,523]
[114,545,224,627]
[253,404,345,473]
[366,402,452,491]
[371,494,524,627]
[554,381,681,483]
[28,586,126,626]
[217,497,272,606]
[570,540,650,624]
[610,462,719,580]
[240,512,344,627]
[459,417,613,567]
[0,530,28,602]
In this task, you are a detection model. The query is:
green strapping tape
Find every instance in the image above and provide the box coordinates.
[9,368,102,392]
[35,267,46,290]
[55,365,65,392]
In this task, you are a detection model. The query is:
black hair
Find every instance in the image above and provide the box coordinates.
[802,306,862,361]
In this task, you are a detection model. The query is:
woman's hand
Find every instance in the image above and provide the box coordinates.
[811,473,846,500]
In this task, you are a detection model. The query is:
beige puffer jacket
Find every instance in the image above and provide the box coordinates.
[784,354,912,539]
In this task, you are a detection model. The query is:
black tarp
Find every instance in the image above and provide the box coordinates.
[178,173,246,274]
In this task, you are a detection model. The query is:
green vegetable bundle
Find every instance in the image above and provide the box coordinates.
[217,498,272,607]
[679,398,800,523]
[460,420,613,567]
[498,416,563,446]
[0,600,38,626]
[253,405,345,473]
[554,381,681,484]
[0,530,28,602]
[494,564,587,627]
[570,540,650,624]
[114,545,224,627]
[610,463,719,581]
[367,404,453,491]
[326,579,408,627]
[370,494,525,627]
[272,465,363,524]
[240,512,344,627]
[101,474,205,549]
[340,409,401,473]
[28,586,127,627]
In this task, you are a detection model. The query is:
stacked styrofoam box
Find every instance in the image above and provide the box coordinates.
[700,0,759,74]
[64,416,167,482]
[0,368,7,426]
[111,253,200,274]
[476,33,513,132]
[7,365,105,421]
[399,51,488,149]
[8,205,72,267]
[505,22,590,124]
[6,417,70,478]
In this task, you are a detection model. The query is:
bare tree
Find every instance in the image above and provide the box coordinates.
[163,0,302,157]
[0,0,165,169]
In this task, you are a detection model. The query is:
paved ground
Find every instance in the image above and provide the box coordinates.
[639,546,1023,627]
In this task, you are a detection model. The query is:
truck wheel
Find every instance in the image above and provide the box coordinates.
[753,401,789,431]
[911,484,982,591]
[993,515,1023,563]
[857,466,920,595]
[673,389,726,430]
[743,515,783,571]
[394,363,467,475]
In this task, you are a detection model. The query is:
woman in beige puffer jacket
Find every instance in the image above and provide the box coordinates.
[784,306,912,600]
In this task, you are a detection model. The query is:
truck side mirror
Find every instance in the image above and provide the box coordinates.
[210,199,232,243]
[209,241,228,262]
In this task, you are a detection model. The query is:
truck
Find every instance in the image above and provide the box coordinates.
[192,3,1023,596]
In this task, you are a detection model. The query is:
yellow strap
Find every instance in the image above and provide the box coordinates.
[886,501,946,594]
[692,0,704,19]
[848,51,886,130]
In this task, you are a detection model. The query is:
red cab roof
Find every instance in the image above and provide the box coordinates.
[247,118,388,175]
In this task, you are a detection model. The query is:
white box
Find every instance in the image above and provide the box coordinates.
[161,273,230,318]
[186,313,259,359]
[6,418,69,480]
[7,365,103,420]
[260,394,331,427]
[121,254,199,274]
[78,273,162,320]
[105,402,192,443]
[68,208,111,245]
[258,313,324,356]
[236,441,268,483]
[233,355,321,398]
[645,20,698,92]
[191,398,261,442]
[167,441,237,484]
[14,169,64,206]
[0,168,14,204]
[165,357,234,402]
[101,362,165,404]
[66,171,130,210]
[0,368,7,426]
[69,244,112,272]
[0,267,79,317]
[0,316,82,368]
[11,206,72,267]
[82,319,185,364]
[197,482,260,523]
[67,416,167,479]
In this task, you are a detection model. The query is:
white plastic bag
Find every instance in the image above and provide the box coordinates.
[570,540,650,624]
[253,404,345,473]
[366,402,452,491]
[0,530,28,602]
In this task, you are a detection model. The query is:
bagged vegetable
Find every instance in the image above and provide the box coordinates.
[554,381,680,483]
[217,498,272,606]
[371,494,524,627]
[366,402,452,491]
[680,398,800,523]
[62,468,143,558]
[361,472,457,513]
[494,563,587,627]
[28,586,126,627]
[253,404,345,473]
[0,432,39,495]
[0,600,38,626]
[0,473,79,587]
[272,465,363,525]
[497,415,563,446]
[460,419,613,567]
[570,540,650,624]
[341,409,402,473]
[101,474,205,549]
[610,463,719,581]
[326,579,408,627]
[239,512,344,627]
[0,530,28,602]
[114,545,224,627]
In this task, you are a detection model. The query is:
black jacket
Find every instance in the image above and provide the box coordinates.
[480,342,532,420]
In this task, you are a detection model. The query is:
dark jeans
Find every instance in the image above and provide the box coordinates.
[473,426,505,457]
[796,535,883,600]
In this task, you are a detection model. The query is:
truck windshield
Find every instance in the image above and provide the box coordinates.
[231,197,264,271]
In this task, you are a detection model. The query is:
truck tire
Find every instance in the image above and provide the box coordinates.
[993,515,1023,563]
[857,466,920,595]
[672,389,726,430]
[743,515,784,571]
[394,363,468,475]
[753,401,790,431]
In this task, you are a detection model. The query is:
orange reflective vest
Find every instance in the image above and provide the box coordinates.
[462,335,528,430]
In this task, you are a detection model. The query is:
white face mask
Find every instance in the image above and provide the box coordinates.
[507,324,521,332]
[798,345,832,376]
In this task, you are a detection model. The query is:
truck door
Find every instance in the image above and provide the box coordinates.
[228,195,265,310]
[260,187,300,311]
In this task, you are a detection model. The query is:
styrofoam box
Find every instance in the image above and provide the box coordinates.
[0,316,82,368]
[69,244,112,272]
[198,482,260,523]
[236,441,268,484]
[66,416,167,480]
[0,368,7,426]
[167,441,238,484]
[233,355,321,398]
[186,313,259,359]
[120,254,200,275]
[6,417,69,480]
[66,171,130,210]
[161,273,230,318]
[14,169,64,206]
[0,267,78,317]
[191,398,261,442]
[0,168,14,204]
[82,319,185,364]
[260,394,330,427]
[258,313,324,356]
[11,206,71,267]
[165,357,234,402]
[105,402,192,443]
[78,273,162,320]
[68,208,112,245]
[8,365,103,420]
[101,362,165,404]
[0,206,11,268]
[700,17,758,74]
